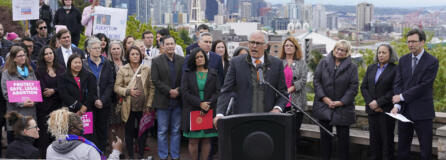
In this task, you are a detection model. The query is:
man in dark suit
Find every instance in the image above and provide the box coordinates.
[151,36,185,160]
[183,32,224,83]
[391,29,439,160]
[54,29,85,69]
[186,24,210,55]
[214,30,288,127]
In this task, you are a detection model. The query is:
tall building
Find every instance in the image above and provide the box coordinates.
[326,12,339,30]
[190,0,206,22]
[136,0,150,23]
[206,0,218,21]
[272,18,290,31]
[356,2,374,31]
[239,1,252,21]
[288,0,304,23]
[311,4,326,30]
[226,0,240,14]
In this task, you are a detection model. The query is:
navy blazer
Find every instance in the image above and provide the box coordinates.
[183,51,225,84]
[216,54,288,115]
[55,46,86,70]
[186,43,199,55]
[361,63,397,114]
[394,51,438,120]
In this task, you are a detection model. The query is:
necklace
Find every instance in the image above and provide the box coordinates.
[197,72,207,80]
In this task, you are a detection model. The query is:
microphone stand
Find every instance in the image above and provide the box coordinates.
[259,71,335,137]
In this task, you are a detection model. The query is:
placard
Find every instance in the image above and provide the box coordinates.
[82,112,93,135]
[12,0,39,21]
[6,80,42,103]
[92,7,128,41]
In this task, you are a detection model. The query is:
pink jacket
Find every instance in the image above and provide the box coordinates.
[81,5,95,37]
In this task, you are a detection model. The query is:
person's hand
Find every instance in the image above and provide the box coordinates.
[213,116,223,130]
[392,95,401,104]
[43,88,56,97]
[112,136,123,152]
[390,107,399,115]
[143,107,151,115]
[369,100,378,110]
[374,107,383,112]
[130,88,141,97]
[270,108,282,113]
[23,100,34,107]
[200,102,210,111]
[287,86,295,94]
[77,105,87,116]
[95,100,103,109]
[322,97,334,108]
[169,88,179,98]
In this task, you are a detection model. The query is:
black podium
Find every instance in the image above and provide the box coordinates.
[217,113,296,160]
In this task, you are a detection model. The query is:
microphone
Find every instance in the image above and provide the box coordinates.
[257,64,264,84]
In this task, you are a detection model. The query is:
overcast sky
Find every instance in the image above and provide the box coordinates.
[266,0,446,8]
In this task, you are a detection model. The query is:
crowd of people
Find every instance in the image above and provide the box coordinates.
[0,0,439,160]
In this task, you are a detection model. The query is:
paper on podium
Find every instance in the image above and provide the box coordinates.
[385,112,413,123]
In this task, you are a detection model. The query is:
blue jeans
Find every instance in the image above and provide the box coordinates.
[157,105,181,159]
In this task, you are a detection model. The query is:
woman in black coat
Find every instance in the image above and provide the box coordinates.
[361,44,398,160]
[181,48,220,160]
[57,54,97,115]
[5,112,40,159]
[35,46,65,158]
[312,40,358,160]
[54,0,82,46]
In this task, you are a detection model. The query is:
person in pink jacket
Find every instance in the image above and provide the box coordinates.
[81,0,100,37]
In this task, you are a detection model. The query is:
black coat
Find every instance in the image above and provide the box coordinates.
[57,69,97,113]
[181,69,220,132]
[36,64,66,115]
[312,52,358,126]
[361,63,397,114]
[83,57,115,108]
[6,135,40,159]
[54,7,82,35]
[0,39,13,58]
[30,4,53,36]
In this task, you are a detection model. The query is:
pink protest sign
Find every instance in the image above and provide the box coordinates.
[81,112,93,135]
[6,80,42,103]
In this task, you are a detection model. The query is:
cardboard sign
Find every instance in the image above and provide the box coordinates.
[6,80,42,103]
[82,112,93,135]
[92,7,128,41]
[12,0,39,21]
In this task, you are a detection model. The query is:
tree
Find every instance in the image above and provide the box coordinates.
[179,28,193,46]
[307,50,323,72]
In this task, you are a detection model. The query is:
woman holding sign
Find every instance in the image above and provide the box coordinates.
[181,48,220,160]
[114,46,155,159]
[81,0,100,37]
[1,46,37,143]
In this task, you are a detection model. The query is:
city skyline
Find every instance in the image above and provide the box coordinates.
[266,0,446,8]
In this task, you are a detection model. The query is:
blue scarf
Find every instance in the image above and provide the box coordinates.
[17,66,29,78]
[65,134,106,160]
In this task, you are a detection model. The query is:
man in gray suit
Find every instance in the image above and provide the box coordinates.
[213,30,288,127]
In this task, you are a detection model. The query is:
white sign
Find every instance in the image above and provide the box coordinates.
[12,0,39,21]
[92,7,128,41]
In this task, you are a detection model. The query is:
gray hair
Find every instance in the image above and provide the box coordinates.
[248,30,269,44]
[87,37,101,49]
[198,32,212,41]
[374,43,398,64]
[108,40,124,61]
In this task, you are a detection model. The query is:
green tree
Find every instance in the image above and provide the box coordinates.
[179,28,193,46]
[307,50,323,72]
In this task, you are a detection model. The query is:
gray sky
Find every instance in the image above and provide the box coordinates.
[266,0,446,8]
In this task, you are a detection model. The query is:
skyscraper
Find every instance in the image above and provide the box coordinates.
[206,0,218,21]
[239,1,252,21]
[288,0,304,22]
[356,2,374,31]
[311,4,326,30]
[136,0,150,23]
[190,0,205,22]
[226,0,239,14]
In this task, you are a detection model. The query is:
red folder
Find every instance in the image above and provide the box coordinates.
[190,109,213,131]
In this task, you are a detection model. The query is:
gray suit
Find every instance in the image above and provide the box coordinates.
[216,54,288,115]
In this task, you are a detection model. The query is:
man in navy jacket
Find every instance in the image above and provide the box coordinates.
[391,28,439,160]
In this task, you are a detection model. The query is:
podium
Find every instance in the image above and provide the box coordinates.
[217,113,296,160]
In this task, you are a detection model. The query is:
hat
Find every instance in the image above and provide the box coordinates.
[6,32,19,41]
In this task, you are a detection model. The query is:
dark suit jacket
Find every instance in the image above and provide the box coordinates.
[183,51,225,84]
[361,63,397,114]
[55,46,85,70]
[181,69,220,132]
[186,43,199,55]
[216,54,288,115]
[394,51,438,120]
[151,54,185,109]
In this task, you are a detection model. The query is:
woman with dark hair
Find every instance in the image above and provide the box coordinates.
[232,46,249,57]
[123,36,135,54]
[181,48,220,160]
[94,33,110,58]
[278,36,308,152]
[5,111,40,159]
[1,46,37,143]
[312,40,358,160]
[54,0,82,46]
[57,54,97,115]
[361,44,398,160]
[211,40,229,76]
[114,46,155,159]
[35,46,65,158]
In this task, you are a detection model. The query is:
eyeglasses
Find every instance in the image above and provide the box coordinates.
[407,40,420,44]
[335,48,347,53]
[249,41,265,46]
[26,125,38,130]
[16,54,26,58]
[38,26,47,30]
[90,47,101,50]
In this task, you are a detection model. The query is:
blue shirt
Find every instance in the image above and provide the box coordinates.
[375,63,388,84]
[87,56,104,82]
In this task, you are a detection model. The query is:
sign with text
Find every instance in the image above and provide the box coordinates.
[12,0,39,21]
[92,7,128,41]
[82,112,93,135]
[6,80,42,103]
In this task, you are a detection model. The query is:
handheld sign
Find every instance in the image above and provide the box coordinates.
[6,80,42,103]
[12,0,39,21]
